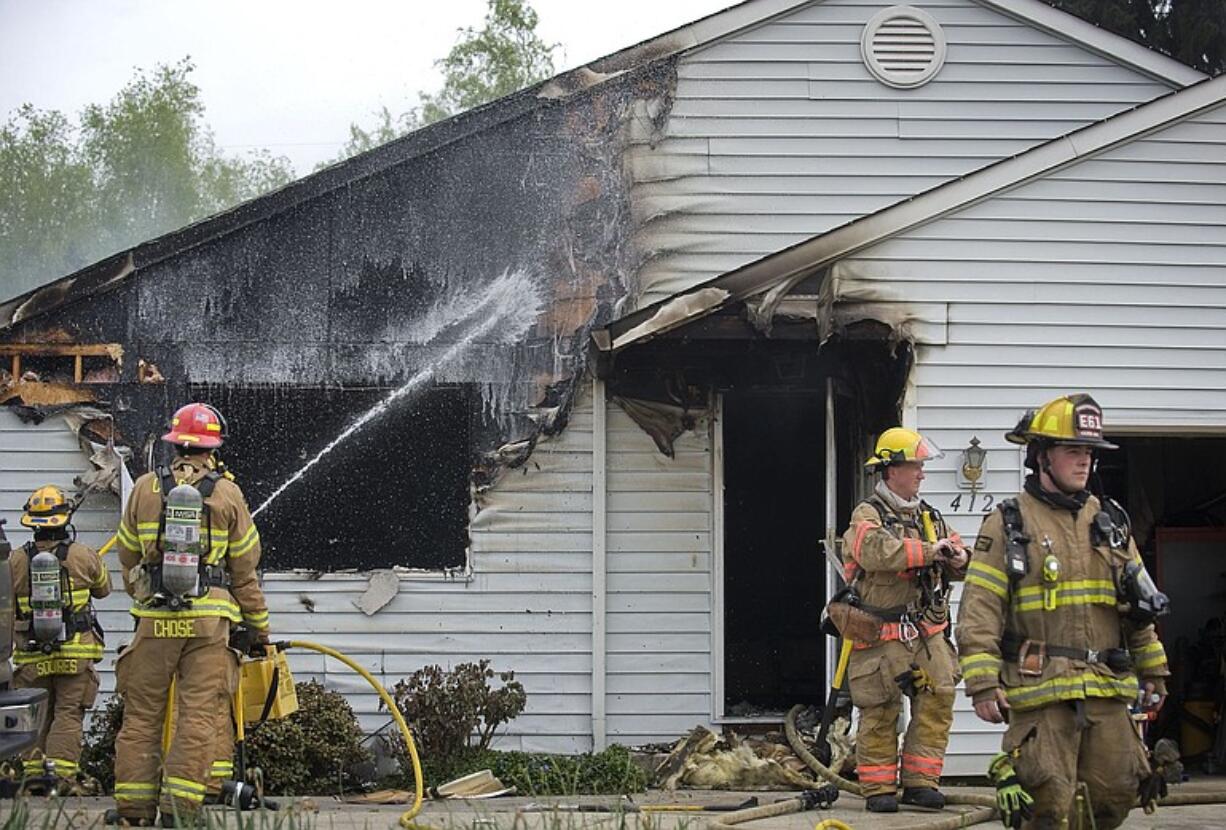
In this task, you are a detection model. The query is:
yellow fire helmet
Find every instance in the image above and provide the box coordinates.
[21,485,74,529]
[865,427,944,469]
[1005,393,1118,449]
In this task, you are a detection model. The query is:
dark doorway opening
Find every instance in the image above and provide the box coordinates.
[723,389,827,713]
[1099,435,1226,770]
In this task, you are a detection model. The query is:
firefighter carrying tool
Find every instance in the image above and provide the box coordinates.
[834,427,968,813]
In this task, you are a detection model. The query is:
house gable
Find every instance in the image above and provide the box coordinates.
[629,0,1201,307]
[838,94,1226,431]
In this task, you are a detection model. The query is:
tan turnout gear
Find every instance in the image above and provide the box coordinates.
[14,667,101,781]
[11,536,110,781]
[206,654,241,797]
[840,488,966,795]
[113,452,268,822]
[957,487,1170,829]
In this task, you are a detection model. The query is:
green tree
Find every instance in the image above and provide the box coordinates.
[1045,0,1224,74]
[420,0,558,123]
[326,0,558,165]
[0,106,95,286]
[0,59,293,298]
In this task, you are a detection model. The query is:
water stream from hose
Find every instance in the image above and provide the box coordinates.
[252,270,542,518]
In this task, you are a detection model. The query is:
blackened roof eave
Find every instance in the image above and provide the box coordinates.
[0,78,570,332]
[1,0,1206,332]
[0,0,770,333]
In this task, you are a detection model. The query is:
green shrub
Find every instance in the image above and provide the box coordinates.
[488,746,648,796]
[386,660,526,778]
[80,681,372,797]
[245,680,372,796]
[80,694,124,792]
[399,745,646,796]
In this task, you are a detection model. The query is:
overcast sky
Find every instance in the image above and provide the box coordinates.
[0,0,733,174]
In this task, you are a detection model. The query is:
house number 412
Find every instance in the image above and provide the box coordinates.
[948,493,996,513]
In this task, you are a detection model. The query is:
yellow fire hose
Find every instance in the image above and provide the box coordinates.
[160,640,425,828]
[284,641,424,828]
[98,537,425,824]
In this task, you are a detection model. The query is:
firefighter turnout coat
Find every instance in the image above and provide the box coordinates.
[11,538,110,778]
[957,486,1170,829]
[840,489,966,795]
[112,455,268,820]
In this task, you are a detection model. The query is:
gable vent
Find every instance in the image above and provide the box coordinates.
[861,6,946,89]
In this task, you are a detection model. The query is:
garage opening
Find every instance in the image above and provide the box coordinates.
[1098,435,1226,770]
[722,389,827,714]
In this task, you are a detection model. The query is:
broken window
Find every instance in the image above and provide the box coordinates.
[0,344,121,384]
[189,384,471,571]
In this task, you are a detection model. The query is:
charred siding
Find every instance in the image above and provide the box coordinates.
[1,62,679,573]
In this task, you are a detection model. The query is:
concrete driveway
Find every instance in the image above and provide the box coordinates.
[10,784,1226,829]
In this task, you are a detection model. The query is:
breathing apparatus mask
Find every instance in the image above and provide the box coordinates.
[1119,560,1170,625]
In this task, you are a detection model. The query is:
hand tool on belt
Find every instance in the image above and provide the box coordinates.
[1001,632,1132,676]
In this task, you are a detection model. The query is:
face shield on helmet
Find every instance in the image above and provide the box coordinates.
[865,427,944,470]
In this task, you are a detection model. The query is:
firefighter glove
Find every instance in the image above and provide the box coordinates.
[988,752,1034,829]
[1138,769,1168,814]
[229,624,266,656]
[894,663,933,697]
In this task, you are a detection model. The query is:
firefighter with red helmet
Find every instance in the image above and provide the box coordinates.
[109,403,269,827]
[10,485,110,792]
[838,428,968,813]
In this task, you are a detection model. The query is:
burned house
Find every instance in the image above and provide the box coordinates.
[2,0,1225,773]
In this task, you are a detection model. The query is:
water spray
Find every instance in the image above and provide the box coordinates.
[252,270,542,518]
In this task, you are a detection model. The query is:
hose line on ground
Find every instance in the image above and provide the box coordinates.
[782,704,999,830]
[284,641,424,829]
[706,794,823,830]
[784,703,1226,830]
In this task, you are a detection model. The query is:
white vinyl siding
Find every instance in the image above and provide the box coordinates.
[605,405,714,743]
[834,101,1226,773]
[0,406,598,752]
[629,0,1173,306]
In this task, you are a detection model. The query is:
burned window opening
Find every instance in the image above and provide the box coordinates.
[185,383,471,572]
[0,343,122,385]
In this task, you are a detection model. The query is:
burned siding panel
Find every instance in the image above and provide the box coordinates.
[65,396,599,751]
[835,102,1226,775]
[0,64,678,577]
[629,0,1174,307]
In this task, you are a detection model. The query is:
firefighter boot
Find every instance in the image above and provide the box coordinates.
[866,794,899,812]
[901,787,946,809]
[104,808,155,827]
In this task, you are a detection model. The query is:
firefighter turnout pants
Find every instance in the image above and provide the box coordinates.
[206,650,241,795]
[113,617,234,821]
[847,634,958,795]
[13,664,100,779]
[1001,697,1150,830]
